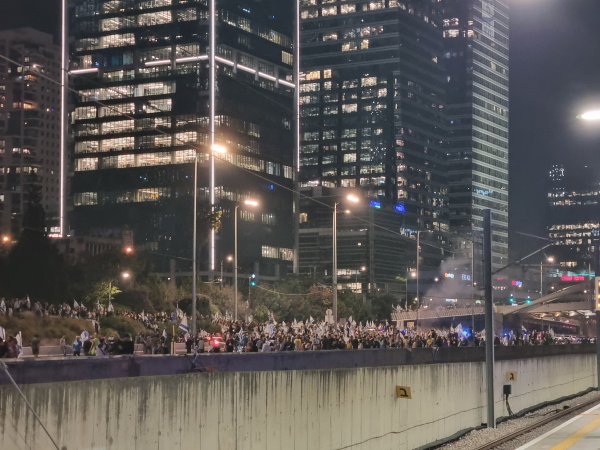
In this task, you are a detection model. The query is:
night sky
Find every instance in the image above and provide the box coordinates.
[2,0,600,261]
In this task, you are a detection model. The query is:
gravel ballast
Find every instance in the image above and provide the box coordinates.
[438,390,600,450]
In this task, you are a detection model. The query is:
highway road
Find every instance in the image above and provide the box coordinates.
[517,403,600,450]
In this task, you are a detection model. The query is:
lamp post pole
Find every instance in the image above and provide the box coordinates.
[415,231,420,332]
[333,202,338,324]
[234,205,239,322]
[191,150,198,339]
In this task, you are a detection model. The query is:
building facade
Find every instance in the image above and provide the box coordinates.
[441,0,509,269]
[69,0,296,276]
[547,164,600,272]
[298,0,450,293]
[0,28,63,238]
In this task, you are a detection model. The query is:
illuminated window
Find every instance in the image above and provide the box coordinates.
[341,4,355,14]
[322,6,337,16]
[101,137,135,152]
[99,103,135,118]
[300,9,318,19]
[323,33,338,41]
[342,104,358,113]
[138,11,172,26]
[282,51,293,65]
[75,141,99,154]
[361,77,377,87]
[73,106,97,120]
[342,41,358,52]
[300,83,320,93]
[74,192,97,206]
[75,158,98,171]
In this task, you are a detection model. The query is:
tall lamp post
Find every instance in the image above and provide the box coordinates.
[221,255,233,290]
[333,194,360,324]
[192,144,226,338]
[540,256,554,297]
[577,109,600,392]
[234,199,258,322]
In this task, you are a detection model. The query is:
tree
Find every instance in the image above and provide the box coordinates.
[6,173,69,303]
[86,281,121,307]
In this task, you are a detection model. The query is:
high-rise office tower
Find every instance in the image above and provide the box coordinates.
[0,28,63,238]
[442,0,509,269]
[299,0,449,292]
[69,0,296,277]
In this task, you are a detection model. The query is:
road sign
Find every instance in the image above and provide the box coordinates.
[396,386,412,399]
[506,371,518,382]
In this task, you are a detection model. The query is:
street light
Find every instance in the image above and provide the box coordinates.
[332,194,360,324]
[235,199,258,322]
[192,144,227,339]
[577,111,600,121]
[1,235,9,244]
[540,256,555,297]
[220,255,233,290]
[121,271,130,279]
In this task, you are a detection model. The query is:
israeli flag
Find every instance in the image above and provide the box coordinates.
[16,331,23,357]
[0,325,5,340]
[179,315,189,333]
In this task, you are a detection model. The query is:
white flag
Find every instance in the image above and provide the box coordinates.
[107,301,114,313]
[0,299,5,314]
[162,328,168,339]
[26,295,31,309]
[0,325,5,340]
[179,315,189,333]
[80,329,90,342]
[74,299,79,309]
[16,332,23,357]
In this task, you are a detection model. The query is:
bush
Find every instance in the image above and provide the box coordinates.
[0,311,94,344]
[99,315,145,338]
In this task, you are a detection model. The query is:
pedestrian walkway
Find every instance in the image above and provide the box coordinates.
[517,403,600,450]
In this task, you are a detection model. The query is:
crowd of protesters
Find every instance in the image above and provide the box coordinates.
[0,296,593,359]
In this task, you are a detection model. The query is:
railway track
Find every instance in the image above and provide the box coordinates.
[473,396,600,450]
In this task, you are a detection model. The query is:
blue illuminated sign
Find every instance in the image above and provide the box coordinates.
[370,200,381,209]
[395,204,406,213]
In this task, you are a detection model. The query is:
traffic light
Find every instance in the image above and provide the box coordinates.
[526,299,531,304]
[250,274,256,286]
[509,296,515,303]
[595,277,600,309]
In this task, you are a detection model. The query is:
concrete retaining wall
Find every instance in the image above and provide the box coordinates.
[0,349,597,450]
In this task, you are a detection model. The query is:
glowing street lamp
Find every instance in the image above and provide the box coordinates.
[1,235,9,244]
[577,111,600,121]
[121,271,131,279]
[212,144,227,153]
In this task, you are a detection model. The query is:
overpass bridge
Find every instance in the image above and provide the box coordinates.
[392,280,596,332]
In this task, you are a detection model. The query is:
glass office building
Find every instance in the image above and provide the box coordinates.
[0,28,63,238]
[69,0,296,276]
[298,0,450,292]
[442,0,509,269]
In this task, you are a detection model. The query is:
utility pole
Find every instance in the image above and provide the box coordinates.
[332,202,338,324]
[415,231,420,332]
[483,209,495,428]
[472,243,475,332]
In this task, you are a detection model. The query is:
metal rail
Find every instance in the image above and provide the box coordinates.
[474,395,600,450]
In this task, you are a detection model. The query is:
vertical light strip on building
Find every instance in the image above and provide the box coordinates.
[292,0,300,274]
[59,0,68,237]
[209,0,216,274]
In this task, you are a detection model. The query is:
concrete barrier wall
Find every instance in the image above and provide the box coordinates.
[494,353,598,420]
[0,351,597,450]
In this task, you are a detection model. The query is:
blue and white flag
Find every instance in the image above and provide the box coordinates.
[179,315,189,333]
[0,325,5,340]
[0,299,5,315]
[162,328,167,339]
[80,329,90,342]
[16,332,22,357]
